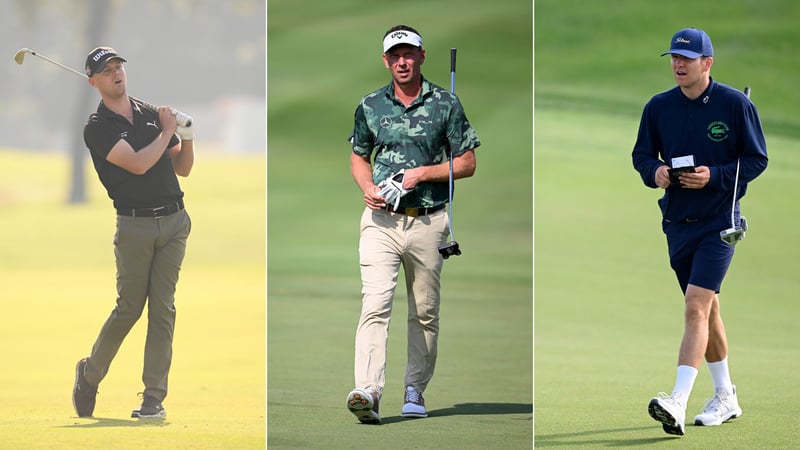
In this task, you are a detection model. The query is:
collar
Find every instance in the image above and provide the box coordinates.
[384,76,432,107]
[97,97,145,119]
[683,77,717,105]
[697,77,717,104]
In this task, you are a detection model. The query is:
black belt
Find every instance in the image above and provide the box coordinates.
[385,204,446,217]
[117,199,184,218]
[666,217,700,223]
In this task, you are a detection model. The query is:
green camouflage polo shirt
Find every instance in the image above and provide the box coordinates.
[350,77,481,208]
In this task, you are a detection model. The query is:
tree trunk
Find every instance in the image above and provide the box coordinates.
[68,0,110,203]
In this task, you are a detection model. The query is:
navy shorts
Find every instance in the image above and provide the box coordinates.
[663,215,736,294]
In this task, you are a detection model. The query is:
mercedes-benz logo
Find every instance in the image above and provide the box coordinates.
[380,116,392,128]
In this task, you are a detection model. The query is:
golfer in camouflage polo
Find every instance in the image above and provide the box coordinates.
[345,24,480,425]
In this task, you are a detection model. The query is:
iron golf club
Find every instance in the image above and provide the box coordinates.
[14,47,192,127]
[438,47,461,259]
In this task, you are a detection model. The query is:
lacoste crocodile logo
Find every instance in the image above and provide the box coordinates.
[707,121,730,142]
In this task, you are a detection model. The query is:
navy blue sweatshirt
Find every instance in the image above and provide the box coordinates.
[632,78,768,223]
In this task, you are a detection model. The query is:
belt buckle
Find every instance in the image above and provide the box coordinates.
[406,207,420,217]
[152,205,168,218]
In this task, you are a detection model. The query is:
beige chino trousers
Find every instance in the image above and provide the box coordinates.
[354,207,450,396]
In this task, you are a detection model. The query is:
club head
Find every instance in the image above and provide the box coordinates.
[720,227,744,245]
[14,48,31,65]
[438,241,461,259]
[720,216,748,246]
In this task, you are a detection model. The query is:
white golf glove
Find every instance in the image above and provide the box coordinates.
[376,169,412,211]
[176,123,193,141]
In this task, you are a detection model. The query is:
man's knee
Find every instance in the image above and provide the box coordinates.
[684,284,715,322]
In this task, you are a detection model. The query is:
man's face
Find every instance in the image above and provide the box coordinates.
[670,54,711,89]
[383,45,425,87]
[89,59,127,96]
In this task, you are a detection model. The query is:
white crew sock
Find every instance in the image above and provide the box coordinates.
[671,365,698,404]
[707,357,734,394]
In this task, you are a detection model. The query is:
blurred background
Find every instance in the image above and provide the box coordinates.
[0,2,265,446]
[267,0,532,447]
[534,0,800,446]
[0,0,265,202]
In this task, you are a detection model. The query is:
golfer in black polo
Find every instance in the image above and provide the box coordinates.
[72,47,194,419]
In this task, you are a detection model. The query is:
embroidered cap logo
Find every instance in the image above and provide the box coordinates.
[93,49,111,62]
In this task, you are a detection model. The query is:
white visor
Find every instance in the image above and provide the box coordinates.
[382,30,423,53]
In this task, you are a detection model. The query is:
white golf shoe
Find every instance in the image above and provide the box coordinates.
[400,386,428,418]
[694,385,742,426]
[346,388,380,424]
[648,392,686,436]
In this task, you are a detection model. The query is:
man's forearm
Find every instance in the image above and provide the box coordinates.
[107,131,174,175]
[170,140,194,177]
[350,153,375,193]
[418,149,476,182]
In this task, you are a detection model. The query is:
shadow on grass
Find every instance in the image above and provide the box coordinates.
[534,426,677,447]
[57,417,169,428]
[432,402,533,417]
[378,402,533,425]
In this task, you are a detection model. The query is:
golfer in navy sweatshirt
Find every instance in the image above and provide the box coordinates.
[632,27,767,437]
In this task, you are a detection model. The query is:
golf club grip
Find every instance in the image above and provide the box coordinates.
[133,96,192,127]
[450,48,457,94]
[744,86,751,98]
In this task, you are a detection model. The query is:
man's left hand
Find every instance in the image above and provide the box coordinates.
[176,123,194,141]
[401,167,424,190]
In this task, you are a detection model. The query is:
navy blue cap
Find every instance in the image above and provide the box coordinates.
[661,28,713,59]
[85,47,126,77]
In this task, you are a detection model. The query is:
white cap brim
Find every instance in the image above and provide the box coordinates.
[382,31,423,53]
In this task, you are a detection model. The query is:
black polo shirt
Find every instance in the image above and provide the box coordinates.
[84,98,182,209]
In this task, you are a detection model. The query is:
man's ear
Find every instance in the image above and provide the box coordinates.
[420,49,426,65]
[87,76,96,88]
[382,53,390,70]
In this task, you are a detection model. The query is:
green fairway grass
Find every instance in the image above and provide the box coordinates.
[0,150,265,449]
[267,0,533,448]
[535,0,800,448]
[535,0,800,138]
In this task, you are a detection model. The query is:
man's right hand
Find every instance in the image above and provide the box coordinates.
[158,106,178,135]
[364,185,387,210]
[655,165,671,189]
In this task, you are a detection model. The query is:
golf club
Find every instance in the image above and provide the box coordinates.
[438,47,461,259]
[719,86,751,245]
[14,47,192,127]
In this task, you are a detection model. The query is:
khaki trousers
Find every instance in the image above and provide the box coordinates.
[85,209,190,402]
[354,207,449,396]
